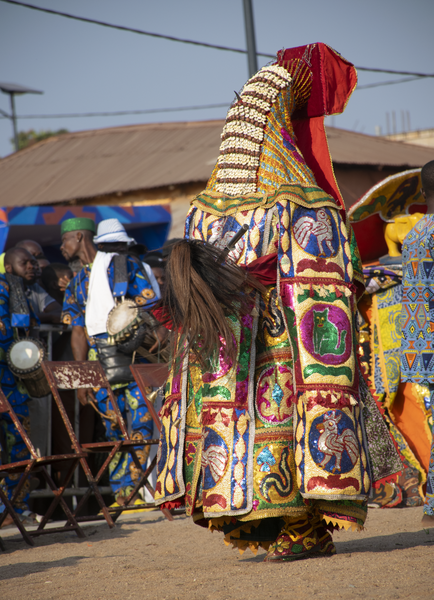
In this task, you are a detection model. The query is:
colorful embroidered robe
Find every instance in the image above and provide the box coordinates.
[155,187,371,529]
[155,45,399,533]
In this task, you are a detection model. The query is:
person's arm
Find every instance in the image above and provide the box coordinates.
[33,284,62,323]
[40,300,62,323]
[70,326,95,406]
[70,325,89,361]
[62,279,94,405]
[58,275,72,292]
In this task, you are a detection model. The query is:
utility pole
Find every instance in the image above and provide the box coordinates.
[242,0,258,78]
[9,93,19,152]
[0,82,43,152]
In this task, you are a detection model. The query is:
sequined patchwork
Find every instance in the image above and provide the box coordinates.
[294,402,370,501]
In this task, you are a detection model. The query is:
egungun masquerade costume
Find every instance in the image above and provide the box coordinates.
[154,43,401,561]
[350,172,431,509]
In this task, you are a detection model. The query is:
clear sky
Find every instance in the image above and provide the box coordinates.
[0,0,433,158]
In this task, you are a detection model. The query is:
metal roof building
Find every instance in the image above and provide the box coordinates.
[0,120,433,237]
[0,121,221,207]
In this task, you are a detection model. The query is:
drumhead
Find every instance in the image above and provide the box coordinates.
[9,339,43,372]
[107,300,139,336]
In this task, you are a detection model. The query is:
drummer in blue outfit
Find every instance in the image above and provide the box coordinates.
[60,217,159,504]
[0,253,39,525]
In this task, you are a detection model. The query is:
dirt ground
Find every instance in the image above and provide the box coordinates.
[0,506,433,600]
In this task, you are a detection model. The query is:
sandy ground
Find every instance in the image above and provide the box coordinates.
[0,506,433,600]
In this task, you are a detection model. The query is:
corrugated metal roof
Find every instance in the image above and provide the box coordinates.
[0,120,433,207]
[325,127,433,165]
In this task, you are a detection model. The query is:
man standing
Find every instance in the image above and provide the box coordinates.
[93,218,161,302]
[4,247,61,323]
[0,268,40,526]
[400,159,434,524]
[60,217,157,504]
[4,247,61,457]
[15,240,50,271]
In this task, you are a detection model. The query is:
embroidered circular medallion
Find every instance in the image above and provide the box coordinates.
[207,219,245,263]
[256,365,293,424]
[292,206,339,257]
[300,303,351,365]
[309,410,359,474]
[202,429,229,488]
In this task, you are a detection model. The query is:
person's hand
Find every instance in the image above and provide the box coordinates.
[148,326,168,353]
[58,275,72,292]
[77,388,95,406]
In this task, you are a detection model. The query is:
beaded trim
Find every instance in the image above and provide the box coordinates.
[215,65,292,196]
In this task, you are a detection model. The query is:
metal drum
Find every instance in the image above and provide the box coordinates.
[106,299,143,344]
[106,300,170,363]
[7,338,50,398]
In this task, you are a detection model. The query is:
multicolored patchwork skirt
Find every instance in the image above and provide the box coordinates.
[155,286,372,550]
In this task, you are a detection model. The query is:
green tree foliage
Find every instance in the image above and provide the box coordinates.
[12,128,69,151]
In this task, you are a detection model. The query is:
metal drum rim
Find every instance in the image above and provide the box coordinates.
[7,337,45,376]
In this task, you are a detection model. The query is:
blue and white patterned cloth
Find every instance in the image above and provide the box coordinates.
[0,275,35,514]
[400,215,434,385]
[62,256,157,497]
[400,215,434,514]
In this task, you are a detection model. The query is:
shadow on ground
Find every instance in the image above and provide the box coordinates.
[0,513,167,554]
[335,529,434,554]
[240,527,434,562]
[0,556,84,581]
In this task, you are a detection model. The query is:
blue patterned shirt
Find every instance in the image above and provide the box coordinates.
[400,214,434,385]
[0,275,37,402]
[62,256,156,352]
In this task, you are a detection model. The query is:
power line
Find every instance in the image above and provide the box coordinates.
[357,76,423,90]
[0,102,231,120]
[2,0,434,79]
[1,0,258,57]
[357,66,433,77]
[0,74,429,121]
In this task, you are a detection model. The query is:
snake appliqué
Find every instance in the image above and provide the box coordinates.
[260,447,292,502]
[259,287,285,339]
